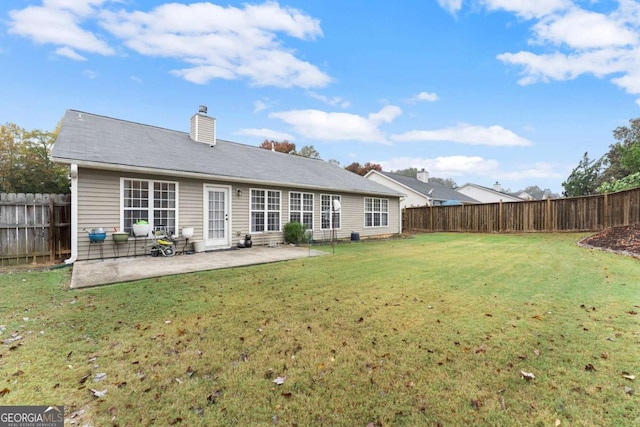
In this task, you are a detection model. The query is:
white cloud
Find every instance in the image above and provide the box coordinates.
[415,91,439,102]
[130,75,142,83]
[377,157,564,183]
[235,128,294,141]
[8,1,114,56]
[99,2,330,87]
[532,9,637,49]
[481,0,571,19]
[486,1,640,98]
[391,123,532,147]
[253,100,268,113]
[496,162,564,180]
[436,0,463,15]
[269,106,402,144]
[379,156,499,177]
[368,106,402,125]
[54,46,87,61]
[307,91,350,108]
[82,69,98,79]
[8,1,330,89]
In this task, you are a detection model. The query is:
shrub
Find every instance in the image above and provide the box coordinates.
[284,221,307,244]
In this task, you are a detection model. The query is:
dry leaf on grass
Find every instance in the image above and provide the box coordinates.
[90,388,107,398]
[520,370,536,381]
[273,376,286,385]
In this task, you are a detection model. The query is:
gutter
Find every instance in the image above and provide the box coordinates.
[65,164,78,265]
[50,157,404,198]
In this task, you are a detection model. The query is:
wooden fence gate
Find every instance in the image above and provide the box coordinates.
[0,193,71,266]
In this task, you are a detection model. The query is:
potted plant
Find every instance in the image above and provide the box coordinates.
[112,227,129,243]
[132,220,150,237]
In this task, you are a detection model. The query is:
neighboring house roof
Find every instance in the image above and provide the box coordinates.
[370,171,479,204]
[457,183,524,202]
[51,110,402,197]
[517,190,553,200]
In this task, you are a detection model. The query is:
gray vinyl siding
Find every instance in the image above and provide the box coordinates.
[76,167,401,260]
[77,168,122,260]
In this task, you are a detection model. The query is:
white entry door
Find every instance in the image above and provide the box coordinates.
[204,185,230,248]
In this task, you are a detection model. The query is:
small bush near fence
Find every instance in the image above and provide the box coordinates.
[0,193,71,267]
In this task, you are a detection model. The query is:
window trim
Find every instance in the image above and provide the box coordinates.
[321,194,341,230]
[364,197,389,228]
[120,177,179,237]
[289,191,314,230]
[250,188,282,233]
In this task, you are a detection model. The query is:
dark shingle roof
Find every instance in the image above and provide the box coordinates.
[51,110,402,197]
[379,171,479,203]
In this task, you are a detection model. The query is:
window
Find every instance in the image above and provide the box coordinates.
[251,189,281,233]
[364,197,388,227]
[289,192,314,230]
[122,178,177,235]
[321,194,341,230]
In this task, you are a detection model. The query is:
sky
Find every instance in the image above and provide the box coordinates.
[2,1,640,194]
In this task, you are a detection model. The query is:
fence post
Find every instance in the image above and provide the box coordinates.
[546,198,552,231]
[603,193,608,229]
[498,200,503,232]
[429,204,433,232]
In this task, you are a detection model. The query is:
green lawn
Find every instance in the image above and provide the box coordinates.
[1,233,638,426]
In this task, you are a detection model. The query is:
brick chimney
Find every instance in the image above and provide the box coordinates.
[416,168,429,183]
[190,105,216,146]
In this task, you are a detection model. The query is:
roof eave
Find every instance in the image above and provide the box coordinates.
[51,157,402,197]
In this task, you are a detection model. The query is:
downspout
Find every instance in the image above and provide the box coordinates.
[398,197,403,235]
[65,164,78,264]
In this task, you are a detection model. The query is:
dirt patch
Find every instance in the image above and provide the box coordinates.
[579,223,640,259]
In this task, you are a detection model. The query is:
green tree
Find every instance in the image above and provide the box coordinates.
[392,168,457,188]
[392,167,418,177]
[597,172,640,193]
[597,118,640,188]
[297,145,321,159]
[0,123,68,193]
[562,152,602,197]
[429,177,458,189]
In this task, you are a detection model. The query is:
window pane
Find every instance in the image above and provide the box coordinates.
[290,193,301,211]
[251,190,265,210]
[267,212,280,231]
[252,212,265,232]
[303,194,313,211]
[303,212,313,230]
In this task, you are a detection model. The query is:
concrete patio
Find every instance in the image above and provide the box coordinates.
[70,245,327,289]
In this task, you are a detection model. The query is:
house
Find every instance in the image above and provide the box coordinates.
[365,169,479,208]
[456,182,523,203]
[51,108,404,262]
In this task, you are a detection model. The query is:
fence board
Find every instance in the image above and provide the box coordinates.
[0,193,71,266]
[403,187,640,234]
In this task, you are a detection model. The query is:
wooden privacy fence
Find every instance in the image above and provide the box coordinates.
[403,187,640,233]
[0,193,71,266]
